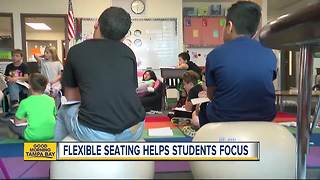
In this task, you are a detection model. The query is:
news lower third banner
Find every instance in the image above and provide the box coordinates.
[24,142,260,161]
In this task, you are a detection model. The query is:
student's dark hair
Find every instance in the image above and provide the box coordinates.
[183,70,199,85]
[143,70,157,81]
[12,49,24,57]
[29,73,48,93]
[98,7,132,40]
[178,52,190,62]
[226,1,261,37]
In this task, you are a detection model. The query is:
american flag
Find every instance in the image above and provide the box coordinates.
[67,0,75,40]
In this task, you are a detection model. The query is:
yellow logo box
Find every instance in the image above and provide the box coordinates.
[24,142,57,161]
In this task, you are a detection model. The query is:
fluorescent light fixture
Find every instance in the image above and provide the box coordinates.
[26,23,51,30]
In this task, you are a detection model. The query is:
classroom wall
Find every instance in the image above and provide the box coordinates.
[112,0,184,55]
[183,0,268,67]
[26,31,65,61]
[0,0,111,49]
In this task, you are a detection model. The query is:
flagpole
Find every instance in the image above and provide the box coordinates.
[66,0,75,59]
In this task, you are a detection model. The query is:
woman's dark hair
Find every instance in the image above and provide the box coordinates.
[98,7,132,40]
[226,1,261,37]
[143,70,157,81]
[178,52,190,62]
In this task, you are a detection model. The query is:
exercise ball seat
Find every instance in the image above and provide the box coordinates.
[50,136,154,179]
[190,122,296,179]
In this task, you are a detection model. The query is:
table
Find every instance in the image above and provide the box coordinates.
[160,68,187,109]
[275,90,320,111]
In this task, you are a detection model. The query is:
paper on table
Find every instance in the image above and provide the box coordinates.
[10,118,27,127]
[191,97,210,105]
[173,107,192,112]
[148,127,173,137]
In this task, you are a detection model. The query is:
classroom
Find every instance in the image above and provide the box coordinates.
[0,0,320,179]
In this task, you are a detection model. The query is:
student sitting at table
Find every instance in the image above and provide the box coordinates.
[176,52,202,78]
[182,70,203,112]
[175,52,202,107]
[191,74,208,128]
[11,73,56,141]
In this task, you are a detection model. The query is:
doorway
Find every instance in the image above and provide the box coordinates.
[20,14,67,62]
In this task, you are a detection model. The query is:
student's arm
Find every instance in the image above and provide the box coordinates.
[15,101,27,123]
[176,63,189,69]
[185,85,201,111]
[16,73,29,82]
[14,117,27,124]
[51,63,64,84]
[4,65,13,82]
[205,51,218,101]
[207,86,216,100]
[63,48,80,101]
[50,74,62,84]
[33,54,43,63]
[184,100,193,111]
[64,87,80,101]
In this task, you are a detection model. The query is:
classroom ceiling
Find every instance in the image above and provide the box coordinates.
[1,0,319,36]
[267,0,320,21]
[25,17,65,33]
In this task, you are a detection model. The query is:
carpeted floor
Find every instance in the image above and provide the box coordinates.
[0,112,320,179]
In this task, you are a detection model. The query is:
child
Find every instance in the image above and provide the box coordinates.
[34,46,63,98]
[203,1,276,126]
[176,52,202,79]
[182,70,203,112]
[4,49,29,111]
[136,70,159,97]
[175,52,202,107]
[191,74,208,128]
[13,73,56,141]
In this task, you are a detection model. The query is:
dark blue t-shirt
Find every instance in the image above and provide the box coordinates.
[205,36,276,122]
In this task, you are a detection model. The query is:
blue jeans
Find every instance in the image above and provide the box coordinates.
[7,82,24,103]
[54,103,144,141]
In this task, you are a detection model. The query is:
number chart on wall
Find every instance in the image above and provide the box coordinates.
[75,18,178,69]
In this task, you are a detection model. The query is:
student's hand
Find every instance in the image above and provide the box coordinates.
[198,91,207,98]
[147,87,155,92]
[14,118,19,124]
[7,76,17,83]
[195,104,200,115]
[191,111,200,128]
[15,118,27,124]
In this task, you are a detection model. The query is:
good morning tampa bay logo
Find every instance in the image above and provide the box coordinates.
[24,143,57,160]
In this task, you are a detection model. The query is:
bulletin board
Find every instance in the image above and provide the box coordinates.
[75,18,179,69]
[184,17,225,47]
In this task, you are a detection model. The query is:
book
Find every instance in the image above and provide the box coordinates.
[60,96,80,105]
[10,118,27,127]
[173,107,192,118]
[148,127,173,137]
[191,97,210,105]
[16,80,30,89]
[173,107,191,112]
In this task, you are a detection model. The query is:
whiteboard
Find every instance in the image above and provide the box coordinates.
[77,18,179,69]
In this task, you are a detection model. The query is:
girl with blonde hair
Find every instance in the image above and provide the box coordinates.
[34,46,63,102]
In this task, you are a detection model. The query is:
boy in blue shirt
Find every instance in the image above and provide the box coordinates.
[200,1,277,126]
